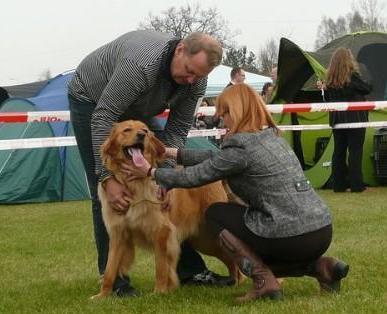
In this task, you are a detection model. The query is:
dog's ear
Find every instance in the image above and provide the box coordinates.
[149,132,166,162]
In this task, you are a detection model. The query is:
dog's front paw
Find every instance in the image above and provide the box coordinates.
[90,292,109,300]
[154,282,178,294]
[153,286,169,294]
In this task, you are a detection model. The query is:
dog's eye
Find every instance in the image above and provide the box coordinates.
[142,128,149,134]
[123,128,132,132]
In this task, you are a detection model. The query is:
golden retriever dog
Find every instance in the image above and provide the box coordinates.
[92,120,242,298]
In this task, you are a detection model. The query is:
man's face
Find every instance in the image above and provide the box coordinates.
[234,70,246,84]
[171,43,214,85]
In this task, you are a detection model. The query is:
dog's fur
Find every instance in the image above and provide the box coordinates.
[92,120,241,298]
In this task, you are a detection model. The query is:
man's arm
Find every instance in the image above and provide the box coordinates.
[91,59,148,181]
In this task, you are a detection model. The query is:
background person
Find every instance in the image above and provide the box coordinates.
[270,65,277,84]
[325,48,372,192]
[68,30,233,296]
[261,81,273,103]
[198,67,245,131]
[225,67,246,88]
[127,83,349,303]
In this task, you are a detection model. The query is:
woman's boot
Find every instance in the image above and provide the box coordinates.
[308,256,349,293]
[270,257,349,293]
[218,229,283,303]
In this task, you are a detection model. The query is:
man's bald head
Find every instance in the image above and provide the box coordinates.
[182,32,223,67]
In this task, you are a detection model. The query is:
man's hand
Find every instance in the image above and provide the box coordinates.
[104,177,132,215]
[165,147,178,160]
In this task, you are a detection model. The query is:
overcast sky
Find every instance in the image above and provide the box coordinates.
[1,0,357,85]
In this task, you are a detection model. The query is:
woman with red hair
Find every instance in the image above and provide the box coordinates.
[128,83,349,303]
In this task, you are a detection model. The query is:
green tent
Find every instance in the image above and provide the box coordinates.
[0,98,90,203]
[271,32,387,188]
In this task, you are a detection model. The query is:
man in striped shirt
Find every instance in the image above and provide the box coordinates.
[68,30,232,296]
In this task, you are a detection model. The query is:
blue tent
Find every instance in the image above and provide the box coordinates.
[0,71,90,203]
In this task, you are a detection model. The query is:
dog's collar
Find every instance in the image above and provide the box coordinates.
[130,198,163,207]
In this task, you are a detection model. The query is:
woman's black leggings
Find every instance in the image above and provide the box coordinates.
[205,202,332,265]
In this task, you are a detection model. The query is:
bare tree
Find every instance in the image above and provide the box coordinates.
[138,4,238,47]
[257,38,278,75]
[222,46,258,72]
[315,16,347,49]
[348,11,366,32]
[315,0,386,49]
[352,0,386,31]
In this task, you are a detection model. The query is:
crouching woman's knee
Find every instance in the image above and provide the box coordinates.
[204,202,228,236]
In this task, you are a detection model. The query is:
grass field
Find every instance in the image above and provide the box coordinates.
[1,187,387,313]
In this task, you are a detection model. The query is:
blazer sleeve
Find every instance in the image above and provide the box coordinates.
[154,143,248,189]
[177,148,216,166]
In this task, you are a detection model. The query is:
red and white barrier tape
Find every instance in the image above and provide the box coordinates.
[197,101,387,116]
[1,101,387,123]
[187,128,227,138]
[1,121,387,151]
[0,111,70,123]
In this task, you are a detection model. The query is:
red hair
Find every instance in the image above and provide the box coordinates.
[216,83,278,135]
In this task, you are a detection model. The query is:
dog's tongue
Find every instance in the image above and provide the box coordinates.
[129,148,146,167]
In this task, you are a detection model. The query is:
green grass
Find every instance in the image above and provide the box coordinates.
[1,188,387,313]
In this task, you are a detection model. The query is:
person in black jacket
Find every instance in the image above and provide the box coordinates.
[324,48,372,192]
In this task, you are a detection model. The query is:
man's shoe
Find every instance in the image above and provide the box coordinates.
[182,270,235,287]
[114,285,138,297]
[112,275,137,297]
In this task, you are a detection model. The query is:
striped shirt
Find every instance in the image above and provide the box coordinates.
[68,30,207,181]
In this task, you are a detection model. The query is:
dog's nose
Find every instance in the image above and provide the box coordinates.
[136,132,145,141]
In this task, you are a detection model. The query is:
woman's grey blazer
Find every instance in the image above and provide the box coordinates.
[155,128,332,239]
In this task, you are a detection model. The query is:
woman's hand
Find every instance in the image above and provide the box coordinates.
[121,159,152,181]
[316,80,326,90]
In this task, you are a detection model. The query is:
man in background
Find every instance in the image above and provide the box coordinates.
[225,67,246,88]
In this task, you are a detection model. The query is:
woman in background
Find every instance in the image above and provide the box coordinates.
[325,48,372,192]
